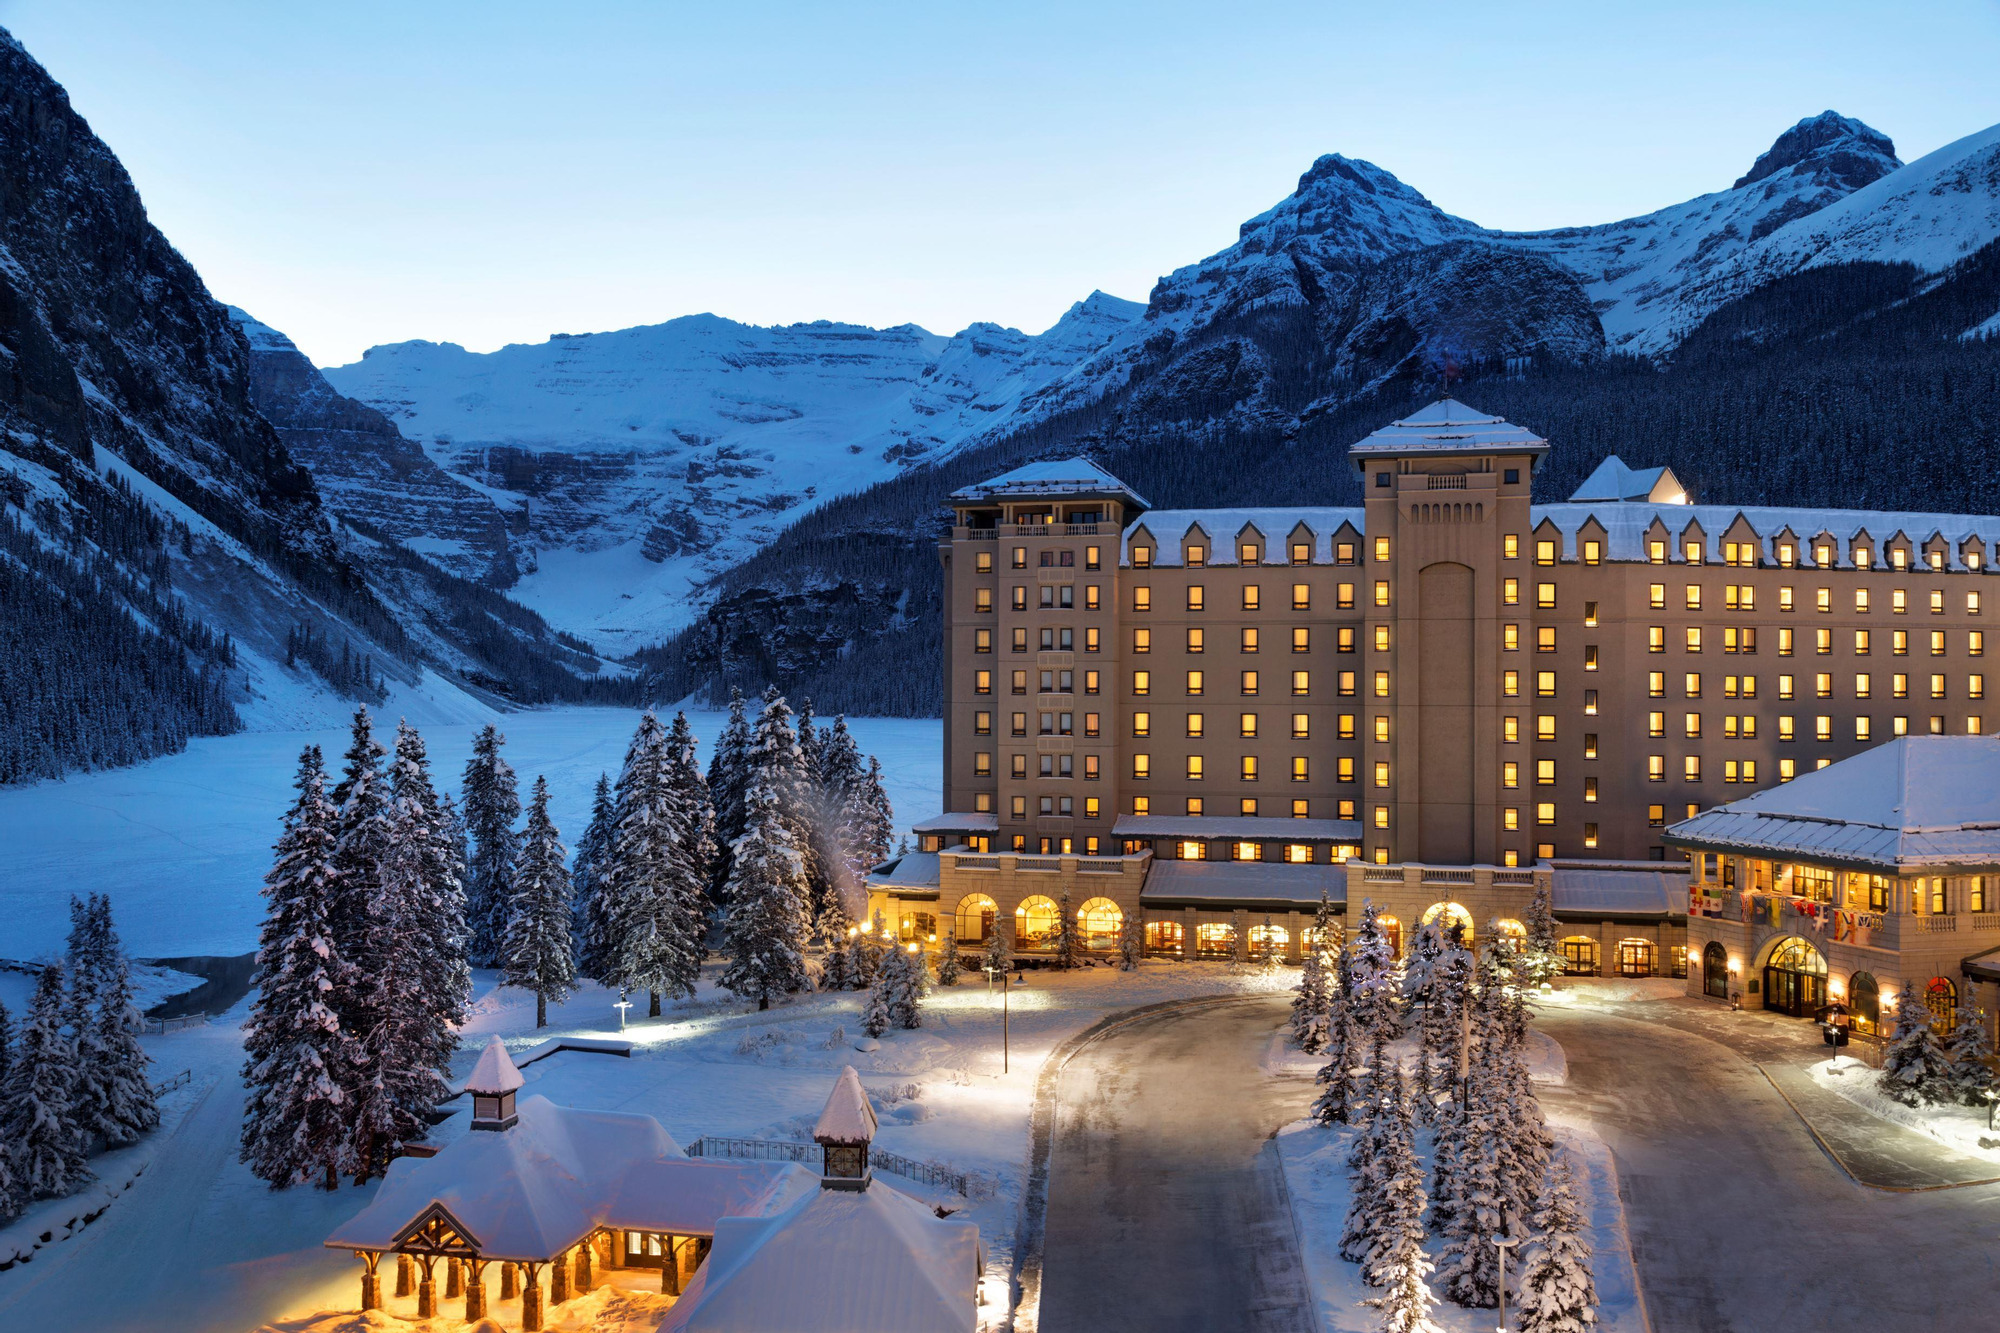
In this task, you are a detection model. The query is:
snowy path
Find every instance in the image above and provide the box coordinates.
[1538,1003,2000,1333]
[1037,994,1315,1333]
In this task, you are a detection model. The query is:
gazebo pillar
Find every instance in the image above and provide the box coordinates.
[466,1259,488,1321]
[575,1235,594,1292]
[445,1257,464,1299]
[415,1256,437,1318]
[522,1262,545,1332]
[500,1262,518,1300]
[395,1253,413,1298]
[358,1252,382,1311]
[552,1246,572,1303]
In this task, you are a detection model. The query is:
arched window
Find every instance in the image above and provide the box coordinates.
[1703,941,1730,998]
[1617,939,1655,977]
[1927,976,1958,1031]
[1145,920,1184,956]
[1493,918,1527,941]
[1766,937,1827,974]
[1301,922,1344,954]
[1196,921,1236,959]
[1248,923,1289,960]
[1014,896,1060,951]
[1849,971,1880,1034]
[898,911,937,943]
[1559,936,1599,976]
[1378,915,1403,958]
[1421,902,1474,948]
[1761,935,1827,1018]
[955,894,998,944]
[1076,898,1124,951]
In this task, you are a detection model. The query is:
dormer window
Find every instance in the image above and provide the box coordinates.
[1815,543,1832,566]
[1892,547,1908,570]
[1855,548,1872,569]
[1779,542,1796,567]
[1186,545,1207,568]
[1132,546,1152,568]
[1971,548,1985,571]
[1239,543,1260,566]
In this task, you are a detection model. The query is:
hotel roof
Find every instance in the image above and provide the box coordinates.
[1349,399,1551,464]
[950,457,1150,509]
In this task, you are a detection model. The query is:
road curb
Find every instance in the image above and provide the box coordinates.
[1006,992,1271,1332]
[1756,1064,2000,1193]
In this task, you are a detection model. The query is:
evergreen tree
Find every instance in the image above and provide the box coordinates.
[82,897,156,1148]
[596,712,699,1015]
[1313,949,1359,1124]
[460,724,522,967]
[662,711,717,1001]
[1119,913,1142,971]
[1879,982,1954,1107]
[1348,901,1400,1048]
[1520,880,1562,989]
[326,707,391,1039]
[705,688,754,901]
[0,1000,15,1223]
[1339,1048,1397,1264]
[720,776,813,1008]
[863,946,898,1038]
[984,922,1011,979]
[64,894,115,1151]
[1292,893,1338,1052]
[390,722,471,1097]
[571,773,616,971]
[840,756,896,883]
[1053,891,1080,969]
[501,776,578,1028]
[1426,1085,1469,1239]
[936,931,961,986]
[1946,999,1998,1108]
[1515,1159,1597,1333]
[1361,1071,1426,1291]
[241,746,358,1190]
[887,944,927,1030]
[2,965,88,1201]
[1437,1060,1508,1308]
[1400,917,1445,1019]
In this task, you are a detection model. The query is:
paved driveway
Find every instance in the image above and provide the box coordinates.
[1037,995,1316,1333]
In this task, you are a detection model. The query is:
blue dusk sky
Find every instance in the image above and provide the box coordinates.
[3,0,1996,366]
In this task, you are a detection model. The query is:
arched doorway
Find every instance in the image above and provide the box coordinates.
[1014,896,1059,952]
[955,894,998,943]
[1848,971,1880,1033]
[1617,939,1656,977]
[1378,915,1403,958]
[1144,920,1184,957]
[1076,898,1123,952]
[1926,977,1958,1031]
[1248,922,1289,961]
[1761,936,1827,1017]
[1559,936,1599,976]
[1421,901,1475,949]
[1703,941,1730,999]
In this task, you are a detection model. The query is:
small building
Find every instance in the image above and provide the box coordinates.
[324,1041,981,1332]
[1670,735,2000,1034]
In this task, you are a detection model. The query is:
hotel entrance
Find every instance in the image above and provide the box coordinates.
[1761,937,1827,1018]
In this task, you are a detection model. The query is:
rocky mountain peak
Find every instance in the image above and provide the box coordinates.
[1734,111,1900,191]
[1232,153,1476,260]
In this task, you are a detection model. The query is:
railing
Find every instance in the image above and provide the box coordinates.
[1361,868,1404,882]
[1492,870,1538,886]
[1015,857,1062,871]
[142,1013,208,1034]
[1421,868,1476,884]
[963,530,998,541]
[1077,857,1126,873]
[1976,914,2000,931]
[686,1137,979,1198]
[1920,914,1959,933]
[1426,474,1467,490]
[1064,524,1102,536]
[151,1068,192,1096]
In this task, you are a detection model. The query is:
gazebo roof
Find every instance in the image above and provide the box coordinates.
[465,1035,524,1094]
[326,1095,815,1262]
[813,1066,878,1146]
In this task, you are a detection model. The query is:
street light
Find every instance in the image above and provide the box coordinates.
[1493,1235,1525,1333]
[980,961,1010,1074]
[614,997,632,1032]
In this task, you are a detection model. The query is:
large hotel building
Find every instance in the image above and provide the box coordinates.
[866,401,2000,1033]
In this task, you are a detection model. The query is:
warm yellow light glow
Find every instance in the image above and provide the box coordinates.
[1727,957,1741,973]
[847,926,858,938]
[906,943,920,953]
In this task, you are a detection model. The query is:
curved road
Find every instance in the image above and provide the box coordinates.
[1038,995,1315,1333]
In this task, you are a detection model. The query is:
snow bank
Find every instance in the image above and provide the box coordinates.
[1539,977,1687,1005]
[1808,1056,2000,1160]
[1274,1118,1643,1333]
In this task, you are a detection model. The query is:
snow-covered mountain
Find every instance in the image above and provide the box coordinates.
[321,294,1142,650]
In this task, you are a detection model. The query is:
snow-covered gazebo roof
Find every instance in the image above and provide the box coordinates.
[465,1035,525,1094]
[656,1177,983,1333]
[814,1066,878,1147]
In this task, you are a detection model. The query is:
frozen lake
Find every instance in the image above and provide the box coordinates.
[0,708,942,961]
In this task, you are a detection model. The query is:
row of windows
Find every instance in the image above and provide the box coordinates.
[971,546,1103,573]
[1649,582,1985,615]
[1131,626,1326,653]
[1131,669,1331,697]
[1129,536,1390,569]
[1129,795,1330,819]
[1645,671,1985,700]
[1131,583,1385,612]
[1130,754,1314,782]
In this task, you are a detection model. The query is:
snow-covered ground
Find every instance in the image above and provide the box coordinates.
[1807,1055,2000,1160]
[0,708,941,961]
[1276,1115,1644,1333]
[1263,1025,1568,1087]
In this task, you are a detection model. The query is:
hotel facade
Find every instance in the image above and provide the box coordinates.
[867,402,2000,1022]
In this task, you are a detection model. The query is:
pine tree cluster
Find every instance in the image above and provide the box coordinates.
[0,895,160,1222]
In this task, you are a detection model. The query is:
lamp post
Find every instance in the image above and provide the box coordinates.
[614,997,632,1032]
[1493,1235,1523,1333]
[981,962,1009,1074]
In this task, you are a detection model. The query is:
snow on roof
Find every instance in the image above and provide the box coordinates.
[1550,862,1690,918]
[814,1067,879,1146]
[910,811,1000,834]
[1531,500,2000,570]
[1349,400,1550,460]
[465,1035,524,1094]
[1666,736,2000,871]
[950,457,1150,508]
[656,1177,982,1333]
[867,851,941,890]
[1113,814,1363,842]
[1140,860,1348,908]
[1568,456,1689,505]
[1123,507,1362,567]
[326,1095,813,1262]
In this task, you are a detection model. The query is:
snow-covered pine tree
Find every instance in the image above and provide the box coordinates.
[1339,1045,1397,1264]
[1119,913,1142,971]
[1053,891,1080,968]
[0,997,12,1098]
[663,712,717,999]
[705,688,753,902]
[984,921,1010,980]
[1435,1058,1507,1307]
[1400,916,1444,1019]
[838,756,895,889]
[1312,948,1359,1124]
[390,721,471,1096]
[863,945,899,1037]
[888,943,927,1030]
[720,773,813,1009]
[1515,1157,1597,1333]
[460,723,522,967]
[83,897,156,1148]
[63,894,115,1152]
[816,715,862,796]
[937,931,961,986]
[1361,1069,1426,1289]
[501,776,577,1028]
[1879,981,1955,1107]
[326,707,393,1099]
[241,745,359,1190]
[2,964,89,1201]
[1520,879,1561,990]
[571,773,615,973]
[595,713,683,1015]
[1291,938,1331,1053]
[1945,998,1997,1108]
[0,1000,15,1223]
[1425,1081,1468,1239]
[1348,901,1400,1047]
